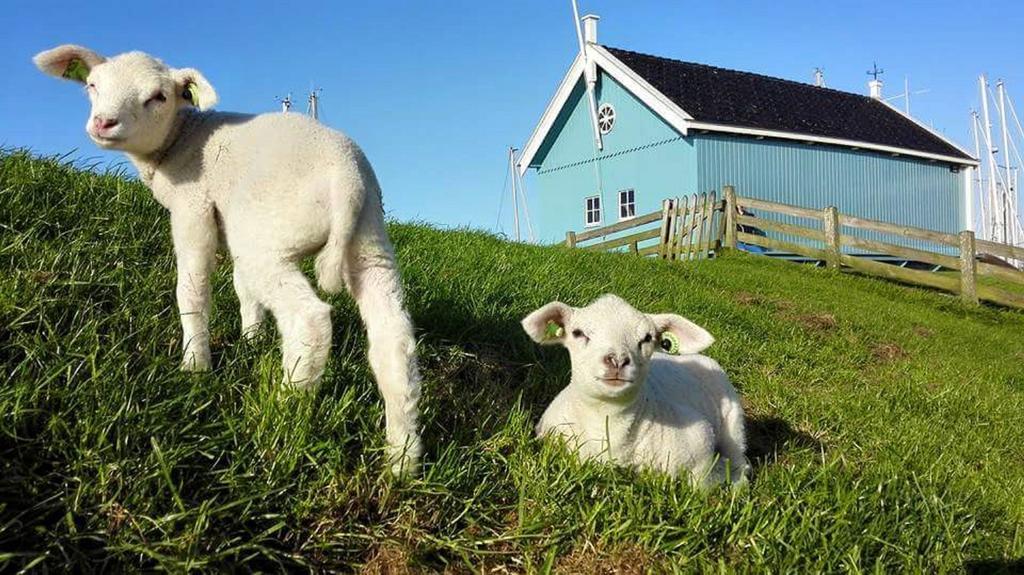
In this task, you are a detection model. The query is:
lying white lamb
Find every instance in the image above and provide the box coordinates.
[34,45,421,474]
[522,295,749,487]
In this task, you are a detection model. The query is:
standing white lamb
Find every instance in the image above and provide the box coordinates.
[34,45,421,474]
[522,295,749,487]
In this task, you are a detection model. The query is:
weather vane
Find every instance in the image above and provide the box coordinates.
[866,62,884,81]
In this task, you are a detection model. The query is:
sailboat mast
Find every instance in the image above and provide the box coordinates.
[980,75,1001,241]
[509,147,521,241]
[997,80,1014,245]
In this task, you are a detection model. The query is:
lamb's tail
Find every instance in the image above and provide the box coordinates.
[314,173,366,294]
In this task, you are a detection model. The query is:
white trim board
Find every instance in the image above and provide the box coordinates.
[517,54,584,177]
[687,122,979,166]
[877,99,977,162]
[517,46,978,175]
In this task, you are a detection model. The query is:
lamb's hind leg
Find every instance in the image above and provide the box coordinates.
[236,258,333,388]
[718,397,750,486]
[346,236,422,476]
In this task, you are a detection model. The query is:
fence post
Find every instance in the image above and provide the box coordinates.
[658,198,674,259]
[565,231,577,248]
[823,206,841,269]
[959,230,978,304]
[724,186,737,249]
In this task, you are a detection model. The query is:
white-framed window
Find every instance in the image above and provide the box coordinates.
[585,195,602,227]
[618,189,636,220]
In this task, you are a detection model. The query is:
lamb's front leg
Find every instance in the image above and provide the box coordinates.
[170,207,219,371]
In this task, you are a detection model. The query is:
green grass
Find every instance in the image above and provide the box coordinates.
[2,149,1023,573]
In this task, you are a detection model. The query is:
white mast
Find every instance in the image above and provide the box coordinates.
[571,0,603,151]
[979,75,1001,241]
[883,76,929,117]
[905,77,909,115]
[509,147,521,241]
[972,111,986,233]
[997,80,1015,245]
[517,165,537,243]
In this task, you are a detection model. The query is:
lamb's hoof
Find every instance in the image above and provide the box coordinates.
[387,435,423,478]
[729,474,751,491]
[180,351,211,372]
[281,375,321,392]
[240,325,263,342]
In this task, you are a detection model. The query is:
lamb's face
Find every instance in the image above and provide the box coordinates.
[34,45,217,155]
[79,53,181,153]
[522,294,716,401]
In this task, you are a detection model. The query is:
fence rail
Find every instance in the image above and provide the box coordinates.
[566,185,1024,310]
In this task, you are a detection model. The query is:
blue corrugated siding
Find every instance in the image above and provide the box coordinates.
[696,134,964,253]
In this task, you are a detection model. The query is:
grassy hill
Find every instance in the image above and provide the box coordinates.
[2,149,1023,572]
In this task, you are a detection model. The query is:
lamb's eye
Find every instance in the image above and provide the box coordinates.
[145,92,167,106]
[640,333,653,346]
[571,329,587,341]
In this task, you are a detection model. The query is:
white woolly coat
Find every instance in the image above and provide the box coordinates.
[538,354,748,485]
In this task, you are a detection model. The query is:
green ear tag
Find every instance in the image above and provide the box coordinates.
[63,59,89,82]
[660,332,681,355]
[544,321,564,340]
[183,82,200,107]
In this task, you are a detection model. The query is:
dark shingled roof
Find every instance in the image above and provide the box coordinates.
[604,47,973,162]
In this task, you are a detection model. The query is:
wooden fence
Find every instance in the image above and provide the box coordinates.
[565,185,1024,310]
[566,191,723,260]
[722,186,1024,309]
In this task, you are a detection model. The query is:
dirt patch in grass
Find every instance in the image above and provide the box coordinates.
[362,544,420,575]
[792,313,838,332]
[733,291,765,307]
[29,270,55,284]
[872,343,908,362]
[912,326,935,338]
[734,292,805,317]
[555,542,658,575]
[755,297,837,333]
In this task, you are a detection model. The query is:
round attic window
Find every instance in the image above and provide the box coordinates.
[598,103,616,134]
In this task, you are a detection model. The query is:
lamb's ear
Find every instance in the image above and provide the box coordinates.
[33,44,105,83]
[649,313,715,355]
[171,68,217,110]
[521,301,573,345]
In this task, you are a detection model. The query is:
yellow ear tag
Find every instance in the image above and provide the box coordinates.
[63,59,89,82]
[544,321,564,340]
[183,82,200,107]
[660,332,681,355]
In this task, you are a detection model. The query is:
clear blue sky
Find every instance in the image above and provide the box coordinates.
[2,1,1021,238]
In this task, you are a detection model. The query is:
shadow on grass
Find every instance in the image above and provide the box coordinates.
[745,416,823,470]
[964,558,1024,574]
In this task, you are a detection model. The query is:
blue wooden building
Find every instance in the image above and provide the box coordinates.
[517,16,978,246]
